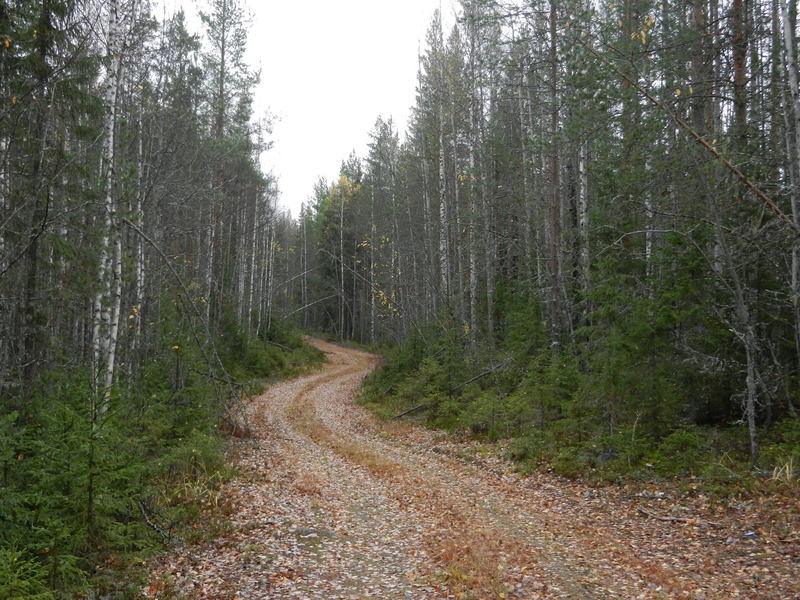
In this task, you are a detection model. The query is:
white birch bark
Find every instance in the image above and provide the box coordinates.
[92,0,132,407]
[104,231,123,395]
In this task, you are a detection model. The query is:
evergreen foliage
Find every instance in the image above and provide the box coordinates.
[0,315,320,598]
[291,0,800,486]
[0,1,322,596]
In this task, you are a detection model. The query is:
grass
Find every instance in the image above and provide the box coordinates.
[770,456,797,487]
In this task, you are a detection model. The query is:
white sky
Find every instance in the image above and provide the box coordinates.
[160,0,458,217]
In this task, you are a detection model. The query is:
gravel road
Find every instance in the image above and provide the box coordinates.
[144,340,799,600]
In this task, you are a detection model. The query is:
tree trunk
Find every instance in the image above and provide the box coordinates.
[438,96,450,301]
[781,0,800,378]
[0,134,6,277]
[132,106,145,360]
[266,216,275,331]
[370,187,376,344]
[577,139,589,296]
[339,187,346,338]
[732,0,749,149]
[548,0,562,345]
[467,7,479,346]
[92,0,129,409]
[452,98,467,330]
[517,62,533,290]
[482,153,495,347]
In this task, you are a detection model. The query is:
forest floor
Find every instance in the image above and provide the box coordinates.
[143,340,799,600]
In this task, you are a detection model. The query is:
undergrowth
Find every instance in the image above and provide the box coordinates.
[0,315,323,599]
[361,296,800,496]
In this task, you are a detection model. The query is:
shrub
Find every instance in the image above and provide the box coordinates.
[0,550,54,600]
[653,427,710,475]
[0,325,321,598]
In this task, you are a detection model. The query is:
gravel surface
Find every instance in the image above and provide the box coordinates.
[144,340,799,600]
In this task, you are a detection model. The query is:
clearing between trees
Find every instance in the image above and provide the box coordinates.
[145,340,798,600]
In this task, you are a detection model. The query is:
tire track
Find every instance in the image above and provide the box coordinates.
[286,340,605,599]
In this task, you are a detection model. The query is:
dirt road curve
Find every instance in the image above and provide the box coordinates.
[145,340,798,600]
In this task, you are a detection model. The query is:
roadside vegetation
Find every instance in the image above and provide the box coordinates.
[362,311,799,494]
[1,320,321,599]
[0,0,324,596]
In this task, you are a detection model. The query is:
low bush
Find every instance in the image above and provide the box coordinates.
[0,549,54,600]
[0,321,321,598]
[361,310,800,492]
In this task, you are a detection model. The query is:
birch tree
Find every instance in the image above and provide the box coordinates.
[91,0,139,405]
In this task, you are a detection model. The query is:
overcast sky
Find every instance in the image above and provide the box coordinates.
[161,0,457,217]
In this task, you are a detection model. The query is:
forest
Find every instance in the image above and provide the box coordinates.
[0,0,322,596]
[2,0,800,597]
[294,0,800,479]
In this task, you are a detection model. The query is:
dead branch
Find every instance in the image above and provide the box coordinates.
[264,339,292,352]
[138,498,172,544]
[391,403,429,420]
[450,358,514,392]
[574,32,798,233]
[637,506,722,528]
